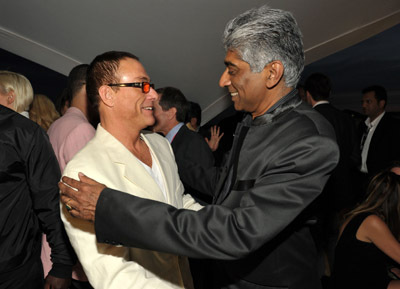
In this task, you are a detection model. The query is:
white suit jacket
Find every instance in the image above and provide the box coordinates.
[61,124,202,289]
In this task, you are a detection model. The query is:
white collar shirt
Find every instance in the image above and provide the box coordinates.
[360,111,385,173]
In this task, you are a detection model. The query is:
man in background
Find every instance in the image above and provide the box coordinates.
[358,85,400,196]
[45,64,95,288]
[152,87,215,204]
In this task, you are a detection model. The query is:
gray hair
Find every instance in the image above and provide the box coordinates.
[223,5,304,88]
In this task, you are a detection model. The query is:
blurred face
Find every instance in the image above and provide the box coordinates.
[0,90,7,107]
[112,58,158,129]
[391,167,400,176]
[152,95,170,135]
[362,91,384,121]
[219,50,268,118]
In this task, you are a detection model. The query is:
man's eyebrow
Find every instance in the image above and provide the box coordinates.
[135,76,151,82]
[224,61,237,67]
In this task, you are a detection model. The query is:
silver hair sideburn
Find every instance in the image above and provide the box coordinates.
[223,5,304,88]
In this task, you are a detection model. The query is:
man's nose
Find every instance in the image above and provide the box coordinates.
[219,68,231,87]
[146,88,158,101]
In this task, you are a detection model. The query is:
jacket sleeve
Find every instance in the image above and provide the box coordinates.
[27,126,75,278]
[95,134,339,260]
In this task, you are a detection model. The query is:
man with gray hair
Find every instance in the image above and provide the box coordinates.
[60,5,339,289]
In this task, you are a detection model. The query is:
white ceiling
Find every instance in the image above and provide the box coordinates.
[1,0,399,123]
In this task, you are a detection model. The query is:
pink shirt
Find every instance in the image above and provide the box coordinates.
[48,107,96,172]
[42,107,95,280]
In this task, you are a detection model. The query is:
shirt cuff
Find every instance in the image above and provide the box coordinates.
[48,263,73,279]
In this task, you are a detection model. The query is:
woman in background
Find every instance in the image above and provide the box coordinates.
[333,167,400,289]
[29,93,60,131]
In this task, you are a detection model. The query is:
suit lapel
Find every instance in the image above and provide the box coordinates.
[98,125,166,202]
[368,114,386,158]
[214,122,249,204]
[140,133,173,204]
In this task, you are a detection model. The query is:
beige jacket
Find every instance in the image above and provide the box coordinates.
[61,124,202,289]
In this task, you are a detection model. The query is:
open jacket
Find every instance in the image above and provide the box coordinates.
[61,125,201,289]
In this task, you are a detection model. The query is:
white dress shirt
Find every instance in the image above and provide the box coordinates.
[360,111,385,173]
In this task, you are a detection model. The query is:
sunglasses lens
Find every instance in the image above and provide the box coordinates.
[143,82,150,93]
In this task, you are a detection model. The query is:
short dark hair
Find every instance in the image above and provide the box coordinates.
[186,101,201,125]
[66,64,89,104]
[55,88,69,115]
[157,87,188,123]
[362,85,387,107]
[304,73,331,101]
[86,51,139,109]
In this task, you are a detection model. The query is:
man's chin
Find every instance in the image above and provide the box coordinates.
[233,102,242,111]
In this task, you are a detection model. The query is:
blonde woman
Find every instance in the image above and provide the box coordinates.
[29,94,60,131]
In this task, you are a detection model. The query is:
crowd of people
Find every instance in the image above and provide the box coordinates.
[0,4,399,289]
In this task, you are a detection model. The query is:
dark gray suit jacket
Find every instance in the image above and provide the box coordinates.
[171,125,215,204]
[94,91,339,289]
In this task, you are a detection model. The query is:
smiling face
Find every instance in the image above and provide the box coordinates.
[219,50,271,118]
[110,58,158,129]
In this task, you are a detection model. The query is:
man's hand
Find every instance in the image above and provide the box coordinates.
[59,173,106,222]
[44,275,71,289]
[205,125,224,152]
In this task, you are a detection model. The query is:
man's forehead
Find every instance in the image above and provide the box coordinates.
[118,58,150,81]
[363,91,376,99]
[224,50,242,65]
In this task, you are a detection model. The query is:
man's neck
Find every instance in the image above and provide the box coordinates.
[165,122,184,143]
[164,120,179,135]
[100,113,142,153]
[368,110,385,123]
[252,86,293,119]
[70,93,88,118]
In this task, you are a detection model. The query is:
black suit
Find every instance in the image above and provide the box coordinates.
[171,124,215,289]
[359,113,400,177]
[171,125,215,205]
[95,91,339,289]
[314,103,360,211]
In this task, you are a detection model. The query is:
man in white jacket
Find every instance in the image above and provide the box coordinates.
[61,51,201,289]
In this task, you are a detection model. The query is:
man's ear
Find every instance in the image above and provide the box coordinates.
[264,61,284,89]
[378,99,386,110]
[167,107,177,120]
[99,85,115,107]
